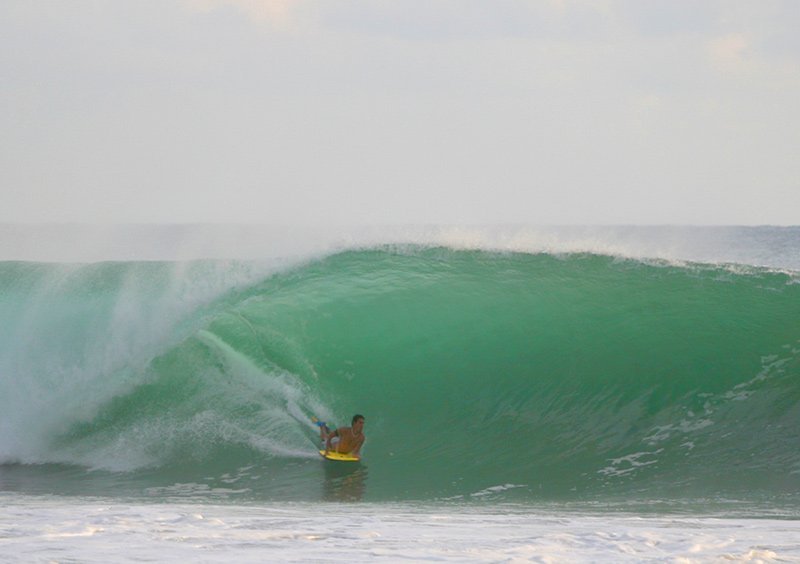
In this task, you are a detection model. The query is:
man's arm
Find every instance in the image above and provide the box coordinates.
[325,429,339,453]
[351,436,365,459]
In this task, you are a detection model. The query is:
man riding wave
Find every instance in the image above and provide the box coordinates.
[313,414,365,459]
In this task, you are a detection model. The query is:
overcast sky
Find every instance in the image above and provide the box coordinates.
[1,1,798,225]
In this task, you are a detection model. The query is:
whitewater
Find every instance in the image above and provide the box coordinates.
[1,225,799,562]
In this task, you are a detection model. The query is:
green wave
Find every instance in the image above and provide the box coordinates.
[1,248,799,501]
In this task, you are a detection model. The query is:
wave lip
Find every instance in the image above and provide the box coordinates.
[1,224,798,271]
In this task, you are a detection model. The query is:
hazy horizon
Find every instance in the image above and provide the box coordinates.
[2,1,798,225]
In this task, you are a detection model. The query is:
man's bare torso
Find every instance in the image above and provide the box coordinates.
[333,426,364,454]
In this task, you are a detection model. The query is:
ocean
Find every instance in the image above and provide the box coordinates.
[1,225,798,562]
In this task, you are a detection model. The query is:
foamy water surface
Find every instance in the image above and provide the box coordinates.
[2,495,799,563]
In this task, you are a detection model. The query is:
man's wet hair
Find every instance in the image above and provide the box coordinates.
[352,414,364,425]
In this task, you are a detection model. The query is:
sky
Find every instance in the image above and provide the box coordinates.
[1,0,798,225]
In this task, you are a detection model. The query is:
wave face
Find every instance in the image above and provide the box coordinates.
[1,248,799,502]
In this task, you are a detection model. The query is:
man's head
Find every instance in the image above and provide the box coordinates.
[352,414,365,433]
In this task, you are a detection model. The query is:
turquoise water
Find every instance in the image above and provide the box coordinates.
[1,246,798,504]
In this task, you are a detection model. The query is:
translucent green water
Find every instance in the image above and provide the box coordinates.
[1,248,798,502]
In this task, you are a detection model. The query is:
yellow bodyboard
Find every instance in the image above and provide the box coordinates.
[319,450,360,462]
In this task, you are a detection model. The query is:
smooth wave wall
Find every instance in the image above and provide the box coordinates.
[1,246,798,501]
